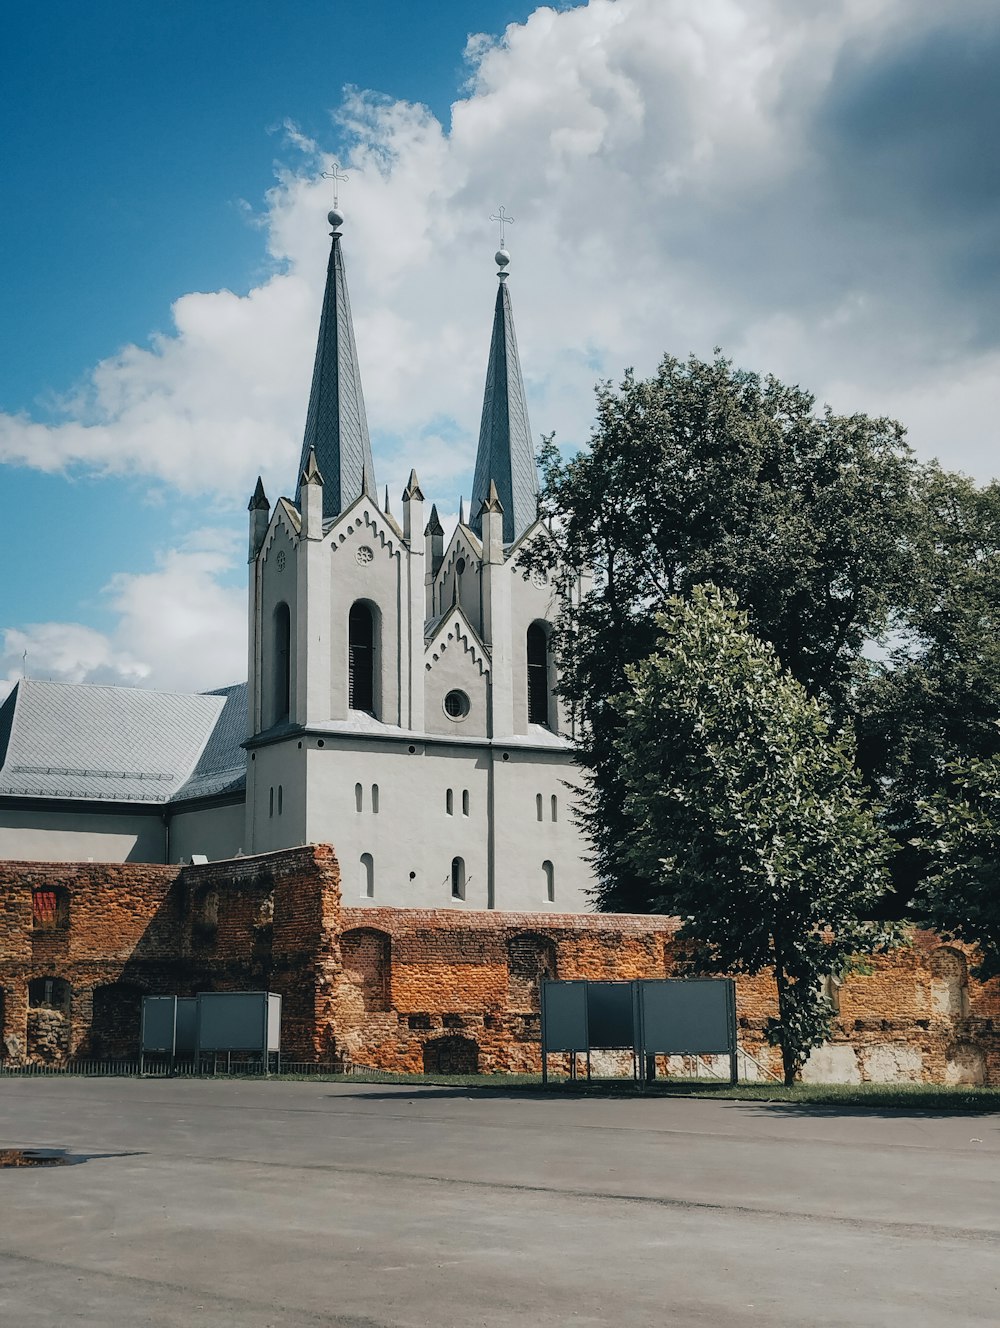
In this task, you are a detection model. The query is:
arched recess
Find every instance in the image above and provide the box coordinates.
[272,601,291,725]
[422,1035,479,1075]
[349,600,380,717]
[26,977,71,1063]
[340,928,391,1012]
[89,982,145,1058]
[929,947,970,1018]
[526,621,553,728]
[507,933,557,1012]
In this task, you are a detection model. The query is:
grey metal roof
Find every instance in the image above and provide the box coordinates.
[170,683,248,803]
[295,228,376,522]
[469,280,540,546]
[0,679,231,804]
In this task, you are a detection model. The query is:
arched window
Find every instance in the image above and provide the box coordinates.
[273,602,291,723]
[269,787,274,818]
[462,789,470,817]
[349,602,376,714]
[355,782,364,813]
[277,784,283,815]
[451,856,466,900]
[543,860,555,902]
[371,784,380,814]
[360,852,375,899]
[551,794,558,823]
[446,788,454,816]
[527,623,550,726]
[535,793,543,822]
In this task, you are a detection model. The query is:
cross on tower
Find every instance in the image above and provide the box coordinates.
[322,161,350,209]
[490,205,514,248]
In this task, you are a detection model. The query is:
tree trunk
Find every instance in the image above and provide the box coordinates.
[772,946,798,1086]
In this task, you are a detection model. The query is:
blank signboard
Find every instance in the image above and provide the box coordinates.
[541,981,588,1051]
[639,979,735,1055]
[586,982,637,1049]
[176,998,198,1054]
[141,996,177,1054]
[197,992,275,1053]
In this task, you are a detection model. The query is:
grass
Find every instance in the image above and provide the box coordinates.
[276,1070,1000,1112]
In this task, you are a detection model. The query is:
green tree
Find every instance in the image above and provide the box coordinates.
[915,755,1000,982]
[856,469,1000,906]
[616,587,893,1083]
[526,352,921,910]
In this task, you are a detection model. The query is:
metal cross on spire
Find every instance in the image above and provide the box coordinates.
[490,205,514,248]
[322,161,350,209]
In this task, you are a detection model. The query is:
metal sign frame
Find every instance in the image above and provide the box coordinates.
[540,978,738,1086]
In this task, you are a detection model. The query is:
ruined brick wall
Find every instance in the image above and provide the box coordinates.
[0,846,340,1064]
[1,847,998,1082]
[329,909,1000,1084]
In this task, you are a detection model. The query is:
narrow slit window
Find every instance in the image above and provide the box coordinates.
[543,860,555,903]
[273,602,291,723]
[372,784,380,814]
[277,785,283,815]
[462,789,469,817]
[527,623,549,726]
[446,788,454,816]
[536,793,543,822]
[551,794,558,823]
[269,787,274,818]
[355,782,364,813]
[451,856,466,901]
[360,853,375,899]
[348,602,375,714]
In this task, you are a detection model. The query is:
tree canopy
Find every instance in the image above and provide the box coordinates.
[528,352,923,912]
[616,587,893,1083]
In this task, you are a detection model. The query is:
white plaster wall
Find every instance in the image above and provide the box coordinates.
[259,521,298,730]
[296,735,595,911]
[489,747,591,911]
[168,800,246,863]
[0,808,165,863]
[508,539,567,737]
[245,739,307,853]
[435,531,483,636]
[326,503,404,725]
[424,614,489,739]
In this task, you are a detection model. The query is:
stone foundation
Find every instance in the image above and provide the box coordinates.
[0,846,997,1083]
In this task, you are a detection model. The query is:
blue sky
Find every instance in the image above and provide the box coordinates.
[3,0,999,696]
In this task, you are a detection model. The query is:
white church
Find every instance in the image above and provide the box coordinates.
[0,204,596,912]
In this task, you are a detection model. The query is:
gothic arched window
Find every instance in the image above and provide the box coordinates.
[527,622,550,726]
[349,602,376,714]
[273,602,291,723]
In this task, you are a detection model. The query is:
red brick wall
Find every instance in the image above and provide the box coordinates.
[1,848,998,1083]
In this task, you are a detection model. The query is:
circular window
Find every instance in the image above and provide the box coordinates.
[356,545,374,565]
[456,557,466,575]
[531,567,547,589]
[443,690,470,720]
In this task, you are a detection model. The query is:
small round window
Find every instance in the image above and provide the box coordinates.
[443,690,470,720]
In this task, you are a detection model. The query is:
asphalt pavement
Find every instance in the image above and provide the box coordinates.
[1,1078,997,1326]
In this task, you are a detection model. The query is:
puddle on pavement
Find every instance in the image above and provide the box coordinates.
[0,1148,67,1168]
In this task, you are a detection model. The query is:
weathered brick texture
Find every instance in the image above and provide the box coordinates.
[0,847,997,1083]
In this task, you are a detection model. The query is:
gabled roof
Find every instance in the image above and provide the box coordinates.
[170,683,248,803]
[294,222,376,522]
[424,604,490,676]
[469,278,540,546]
[0,678,242,805]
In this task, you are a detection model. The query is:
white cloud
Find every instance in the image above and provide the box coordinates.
[0,529,245,700]
[3,0,1000,691]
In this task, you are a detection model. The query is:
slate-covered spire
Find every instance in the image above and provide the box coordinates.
[469,241,539,546]
[295,207,376,521]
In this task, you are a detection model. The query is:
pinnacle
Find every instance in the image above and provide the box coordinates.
[403,468,424,502]
[300,447,324,488]
[424,503,445,537]
[248,476,270,512]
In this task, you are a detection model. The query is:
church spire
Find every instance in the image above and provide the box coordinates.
[295,203,376,522]
[469,214,539,546]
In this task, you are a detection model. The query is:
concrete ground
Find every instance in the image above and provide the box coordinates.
[0,1079,997,1327]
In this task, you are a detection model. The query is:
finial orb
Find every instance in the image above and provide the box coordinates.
[328,207,344,230]
[495,248,510,269]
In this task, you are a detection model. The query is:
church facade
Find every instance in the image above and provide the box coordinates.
[0,207,596,913]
